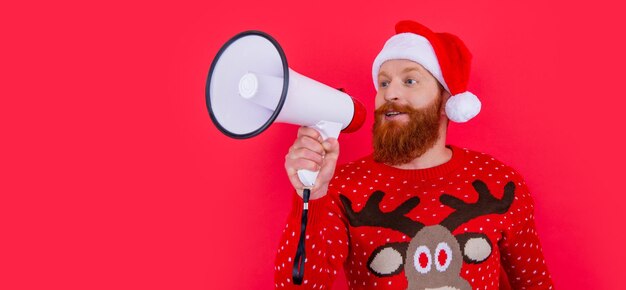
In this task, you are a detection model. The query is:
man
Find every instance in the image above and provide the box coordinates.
[275,20,553,289]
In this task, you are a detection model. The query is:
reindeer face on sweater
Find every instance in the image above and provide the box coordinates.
[340,180,514,290]
[404,225,469,290]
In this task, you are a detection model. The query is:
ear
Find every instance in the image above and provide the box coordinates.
[442,89,451,103]
[439,88,452,117]
[456,233,493,264]
[367,242,408,277]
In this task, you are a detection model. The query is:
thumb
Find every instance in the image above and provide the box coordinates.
[318,138,339,176]
[311,138,340,197]
[323,138,340,157]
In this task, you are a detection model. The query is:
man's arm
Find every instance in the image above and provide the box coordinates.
[499,177,554,289]
[274,191,349,289]
[275,126,347,288]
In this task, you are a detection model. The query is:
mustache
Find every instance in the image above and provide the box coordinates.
[374,102,418,115]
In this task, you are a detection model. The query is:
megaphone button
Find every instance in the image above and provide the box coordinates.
[238,72,259,99]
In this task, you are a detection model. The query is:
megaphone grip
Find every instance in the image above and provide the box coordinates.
[296,120,343,187]
[297,170,318,188]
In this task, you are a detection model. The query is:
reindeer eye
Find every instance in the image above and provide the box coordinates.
[413,245,432,274]
[435,242,452,271]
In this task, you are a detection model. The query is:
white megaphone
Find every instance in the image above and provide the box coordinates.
[206,30,366,188]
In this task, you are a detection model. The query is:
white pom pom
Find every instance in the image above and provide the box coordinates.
[445,92,481,123]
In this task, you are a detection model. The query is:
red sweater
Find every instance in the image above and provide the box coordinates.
[275,145,553,289]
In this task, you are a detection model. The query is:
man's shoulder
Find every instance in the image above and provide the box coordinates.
[327,155,375,200]
[456,145,525,180]
[456,145,534,207]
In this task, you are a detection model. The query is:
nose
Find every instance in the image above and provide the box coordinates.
[383,80,401,102]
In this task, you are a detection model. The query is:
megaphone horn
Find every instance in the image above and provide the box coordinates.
[206,30,365,140]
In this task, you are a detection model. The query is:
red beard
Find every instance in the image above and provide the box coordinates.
[372,96,443,166]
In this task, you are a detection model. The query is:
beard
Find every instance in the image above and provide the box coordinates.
[372,96,443,166]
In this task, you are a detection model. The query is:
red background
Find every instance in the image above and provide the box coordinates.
[2,0,625,289]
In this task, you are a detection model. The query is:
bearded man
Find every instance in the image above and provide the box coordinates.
[274,20,553,290]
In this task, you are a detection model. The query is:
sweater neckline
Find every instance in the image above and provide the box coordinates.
[367,144,468,181]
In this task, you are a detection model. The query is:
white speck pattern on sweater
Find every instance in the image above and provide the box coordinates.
[275,145,553,289]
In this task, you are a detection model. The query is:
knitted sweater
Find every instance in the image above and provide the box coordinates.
[274,145,553,289]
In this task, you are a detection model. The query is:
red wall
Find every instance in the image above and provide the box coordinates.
[2,0,625,289]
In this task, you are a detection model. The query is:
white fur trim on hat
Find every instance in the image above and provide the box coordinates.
[372,33,449,92]
[444,92,481,123]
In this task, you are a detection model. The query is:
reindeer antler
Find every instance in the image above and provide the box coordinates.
[439,180,515,231]
[339,191,423,237]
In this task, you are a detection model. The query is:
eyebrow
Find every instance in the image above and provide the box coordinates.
[401,67,422,74]
[378,71,391,78]
[378,67,423,78]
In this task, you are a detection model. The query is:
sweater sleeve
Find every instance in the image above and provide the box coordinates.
[499,177,554,289]
[274,190,349,289]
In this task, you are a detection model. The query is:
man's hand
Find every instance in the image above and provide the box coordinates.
[285,126,340,200]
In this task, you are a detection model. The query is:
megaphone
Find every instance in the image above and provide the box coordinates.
[206,30,366,186]
[205,30,366,285]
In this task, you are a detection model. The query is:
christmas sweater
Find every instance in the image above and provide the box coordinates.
[275,145,553,289]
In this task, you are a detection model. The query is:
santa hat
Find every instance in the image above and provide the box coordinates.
[372,20,481,123]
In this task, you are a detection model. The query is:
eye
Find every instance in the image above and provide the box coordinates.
[413,245,432,274]
[435,242,452,272]
[380,81,390,88]
[405,79,417,85]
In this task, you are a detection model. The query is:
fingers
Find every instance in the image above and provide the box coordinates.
[290,134,325,156]
[291,149,323,169]
[285,155,321,172]
[286,138,325,171]
[285,135,324,188]
[286,128,341,199]
[297,126,323,142]
[286,127,327,167]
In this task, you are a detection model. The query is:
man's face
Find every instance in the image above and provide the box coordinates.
[373,59,446,165]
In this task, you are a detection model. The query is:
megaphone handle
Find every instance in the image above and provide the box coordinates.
[292,120,343,285]
[296,120,343,187]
